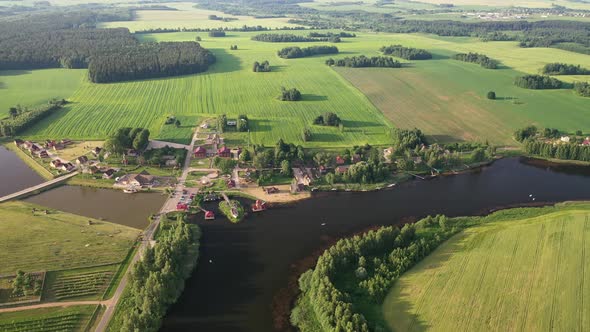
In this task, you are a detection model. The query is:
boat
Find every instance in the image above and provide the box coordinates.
[204,210,215,220]
[123,188,138,194]
[252,200,267,212]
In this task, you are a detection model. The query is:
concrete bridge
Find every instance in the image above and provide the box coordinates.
[0,171,78,203]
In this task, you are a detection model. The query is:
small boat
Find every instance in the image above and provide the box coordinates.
[123,188,138,194]
[387,183,396,188]
[204,210,215,220]
[252,200,267,212]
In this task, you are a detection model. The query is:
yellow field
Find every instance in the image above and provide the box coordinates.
[383,209,590,331]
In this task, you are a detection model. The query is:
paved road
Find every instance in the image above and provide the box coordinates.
[0,171,79,203]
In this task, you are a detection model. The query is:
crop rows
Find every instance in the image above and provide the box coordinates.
[51,272,113,300]
[0,313,81,332]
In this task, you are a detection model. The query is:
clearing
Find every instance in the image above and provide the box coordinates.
[383,208,590,331]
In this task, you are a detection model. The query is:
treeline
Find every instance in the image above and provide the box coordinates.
[291,218,456,331]
[514,75,564,89]
[542,63,590,75]
[574,82,590,97]
[208,30,226,37]
[279,87,302,101]
[325,55,401,68]
[380,45,432,60]
[277,46,339,59]
[88,42,215,83]
[524,140,590,162]
[309,31,356,38]
[251,33,340,42]
[253,60,271,72]
[118,222,200,331]
[0,99,67,137]
[134,25,306,34]
[453,52,499,69]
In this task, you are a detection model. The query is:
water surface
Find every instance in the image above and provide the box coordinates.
[160,158,590,332]
[0,146,44,197]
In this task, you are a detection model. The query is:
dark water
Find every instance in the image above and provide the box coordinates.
[160,158,590,332]
[0,146,44,197]
[24,186,166,229]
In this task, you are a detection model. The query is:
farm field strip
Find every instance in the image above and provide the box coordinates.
[383,210,590,331]
[0,305,97,332]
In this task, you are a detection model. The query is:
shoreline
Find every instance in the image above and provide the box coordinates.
[275,195,590,332]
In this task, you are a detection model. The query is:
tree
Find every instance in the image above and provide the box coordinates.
[470,147,487,163]
[239,149,251,162]
[133,129,150,151]
[8,107,18,119]
[281,160,291,176]
[175,119,181,128]
[253,150,273,169]
[325,172,335,185]
[302,128,312,142]
[196,36,202,41]
[487,91,496,100]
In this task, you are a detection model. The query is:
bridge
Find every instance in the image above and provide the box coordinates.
[0,171,79,203]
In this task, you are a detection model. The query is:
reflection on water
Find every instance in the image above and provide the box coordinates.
[0,146,44,197]
[25,186,166,229]
[160,158,590,332]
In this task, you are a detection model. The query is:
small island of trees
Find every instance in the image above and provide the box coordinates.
[313,112,341,126]
[325,55,401,68]
[574,82,590,97]
[253,60,271,72]
[514,75,563,89]
[277,46,339,59]
[380,45,432,60]
[542,63,590,75]
[279,87,302,101]
[453,52,499,69]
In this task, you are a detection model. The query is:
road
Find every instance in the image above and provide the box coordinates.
[0,171,79,203]
[0,300,107,313]
[95,123,202,332]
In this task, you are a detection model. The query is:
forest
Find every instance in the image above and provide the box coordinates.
[514,75,564,89]
[251,33,339,42]
[380,45,432,60]
[0,10,215,83]
[88,42,215,83]
[453,53,499,69]
[542,63,590,75]
[524,140,590,162]
[277,46,339,59]
[325,56,401,68]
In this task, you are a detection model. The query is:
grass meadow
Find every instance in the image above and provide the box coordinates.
[0,201,139,275]
[0,69,84,117]
[8,30,590,147]
[383,208,590,331]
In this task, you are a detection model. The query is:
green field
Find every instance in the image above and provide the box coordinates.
[13,31,590,147]
[0,201,139,275]
[383,208,590,331]
[0,69,84,117]
[0,305,98,332]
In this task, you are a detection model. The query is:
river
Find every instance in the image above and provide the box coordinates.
[0,145,44,197]
[158,157,590,332]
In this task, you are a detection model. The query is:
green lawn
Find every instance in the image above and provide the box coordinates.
[0,201,140,275]
[383,208,590,331]
[0,69,84,117]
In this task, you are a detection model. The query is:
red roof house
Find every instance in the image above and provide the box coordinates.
[176,203,189,211]
[194,146,207,158]
[217,146,231,158]
[336,156,345,165]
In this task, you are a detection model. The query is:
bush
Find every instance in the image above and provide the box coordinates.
[279,87,302,101]
[252,60,271,72]
[487,91,496,100]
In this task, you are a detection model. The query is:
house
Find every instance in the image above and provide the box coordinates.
[84,165,100,174]
[227,179,236,188]
[217,146,231,158]
[21,141,33,150]
[13,139,23,146]
[335,165,350,175]
[50,159,63,168]
[165,160,177,167]
[60,139,72,145]
[119,170,155,187]
[176,203,189,211]
[231,148,242,160]
[336,156,346,165]
[560,136,571,143]
[45,140,57,149]
[27,143,41,153]
[204,210,215,220]
[91,147,102,156]
[583,137,590,146]
[52,144,64,151]
[194,146,207,158]
[76,156,89,165]
[59,162,75,172]
[293,168,313,186]
[319,165,327,174]
[126,149,139,157]
[37,150,49,158]
[103,169,116,179]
